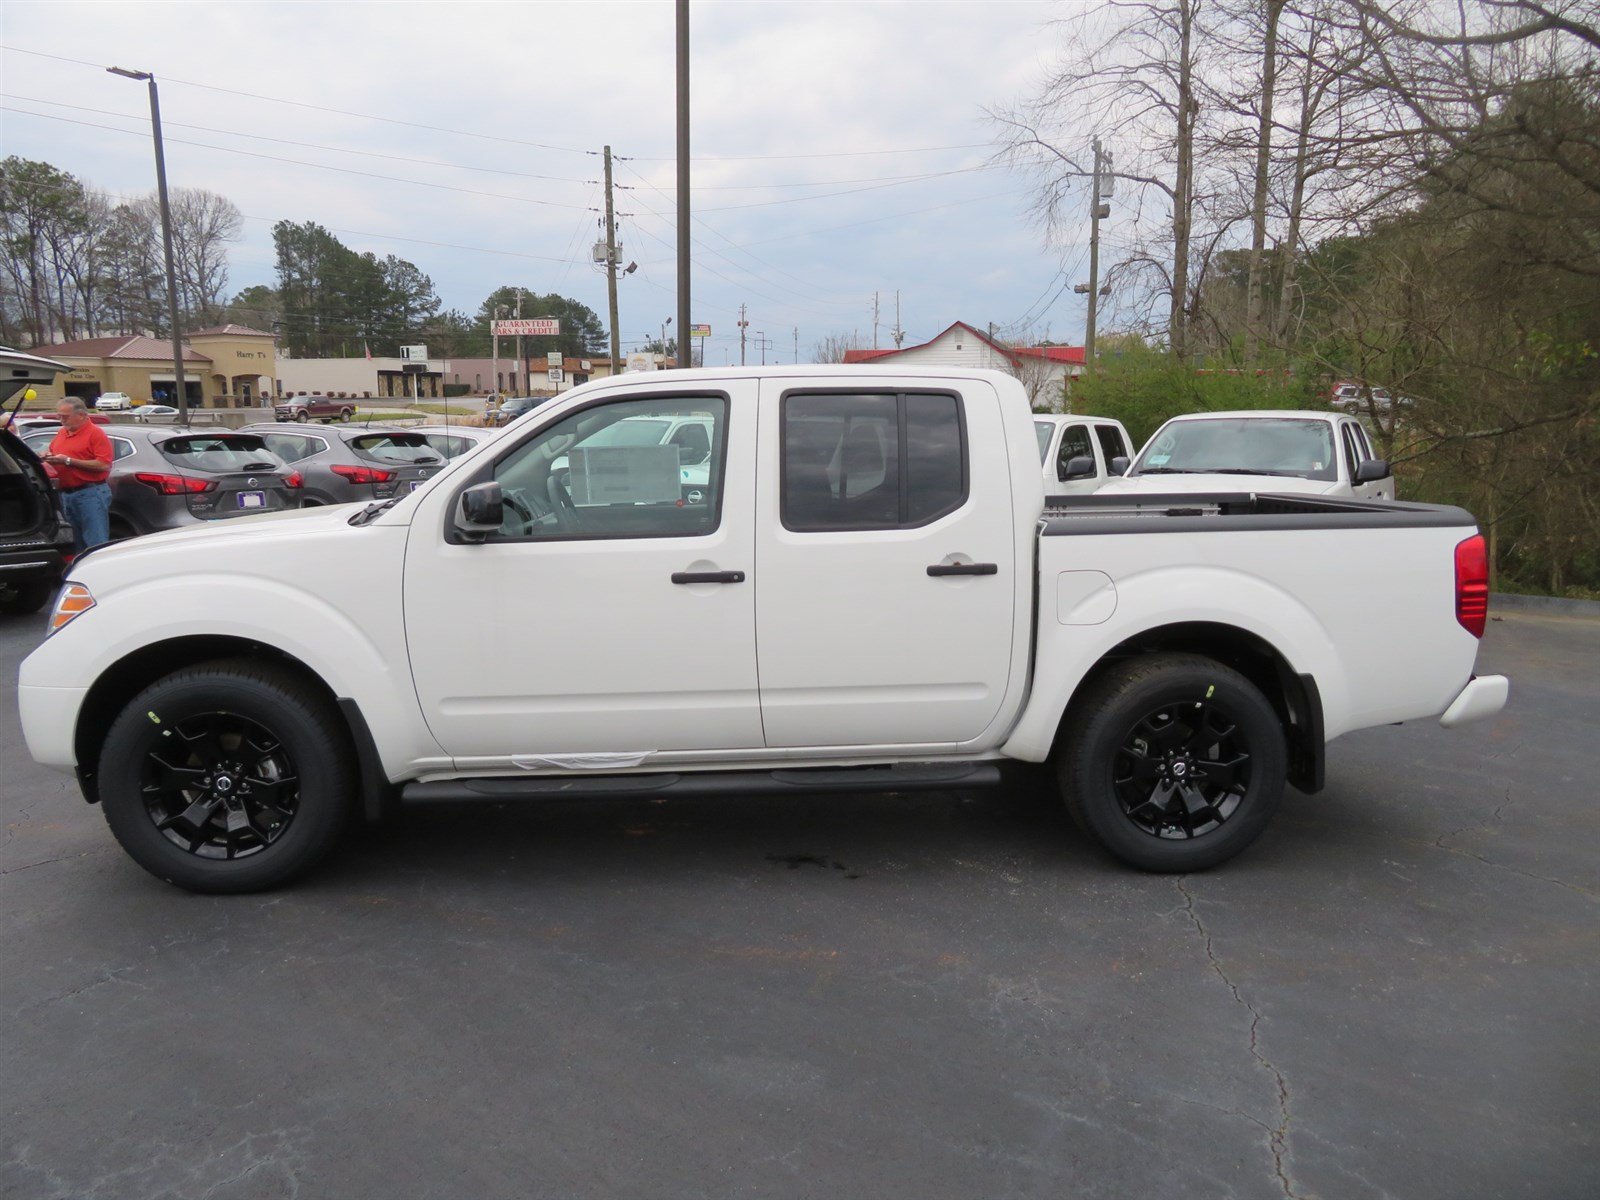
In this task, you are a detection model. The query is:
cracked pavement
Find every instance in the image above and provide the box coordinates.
[2,609,1596,1199]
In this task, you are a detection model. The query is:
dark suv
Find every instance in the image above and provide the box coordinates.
[0,348,75,614]
[239,422,446,506]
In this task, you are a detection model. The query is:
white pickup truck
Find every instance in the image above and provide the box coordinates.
[19,367,1508,893]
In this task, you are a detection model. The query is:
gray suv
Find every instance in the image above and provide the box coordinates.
[23,425,302,539]
[239,423,446,506]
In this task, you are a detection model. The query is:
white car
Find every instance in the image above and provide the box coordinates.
[95,392,134,411]
[1099,410,1396,500]
[131,404,182,424]
[20,367,1503,893]
[1033,414,1135,495]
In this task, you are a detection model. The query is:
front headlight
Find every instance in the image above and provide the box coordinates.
[48,583,95,635]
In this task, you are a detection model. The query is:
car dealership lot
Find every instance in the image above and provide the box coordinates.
[1,611,1595,1199]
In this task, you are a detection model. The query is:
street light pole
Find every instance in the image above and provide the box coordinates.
[110,66,187,423]
[675,0,691,369]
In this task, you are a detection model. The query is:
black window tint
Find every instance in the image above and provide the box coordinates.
[904,394,963,523]
[350,434,442,464]
[1057,424,1094,478]
[782,392,964,531]
[1094,424,1128,463]
[157,435,280,473]
[1341,425,1362,479]
[260,433,319,462]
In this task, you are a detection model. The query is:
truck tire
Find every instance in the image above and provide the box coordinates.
[296,408,310,422]
[1,581,52,615]
[1057,653,1286,872]
[97,659,354,893]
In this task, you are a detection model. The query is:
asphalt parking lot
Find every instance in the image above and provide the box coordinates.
[2,609,1595,1199]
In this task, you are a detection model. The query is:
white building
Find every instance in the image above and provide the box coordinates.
[843,321,1085,410]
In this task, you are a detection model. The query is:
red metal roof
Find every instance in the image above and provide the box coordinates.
[838,322,1084,368]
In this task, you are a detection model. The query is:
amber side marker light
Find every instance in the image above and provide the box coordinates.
[49,584,95,635]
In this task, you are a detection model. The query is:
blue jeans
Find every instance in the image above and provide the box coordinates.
[61,482,112,555]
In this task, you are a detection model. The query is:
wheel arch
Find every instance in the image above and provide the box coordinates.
[1046,622,1324,794]
[72,635,393,814]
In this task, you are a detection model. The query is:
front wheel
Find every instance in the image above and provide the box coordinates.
[97,659,354,893]
[295,409,310,422]
[339,408,352,422]
[1057,653,1286,872]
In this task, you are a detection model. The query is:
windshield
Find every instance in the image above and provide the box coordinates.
[1132,417,1338,482]
[157,435,282,473]
[1034,421,1053,464]
[349,433,442,464]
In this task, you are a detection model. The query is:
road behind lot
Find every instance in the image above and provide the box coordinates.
[2,610,1595,1199]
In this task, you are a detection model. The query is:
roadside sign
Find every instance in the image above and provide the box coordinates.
[548,367,564,383]
[493,319,561,337]
[690,324,711,338]
[626,352,655,373]
[401,344,428,360]
[546,350,562,366]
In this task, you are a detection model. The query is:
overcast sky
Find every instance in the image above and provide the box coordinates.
[1,0,1104,361]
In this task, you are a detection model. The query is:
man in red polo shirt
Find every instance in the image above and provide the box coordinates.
[44,398,114,553]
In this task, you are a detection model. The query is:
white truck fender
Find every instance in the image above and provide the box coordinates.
[1001,565,1345,762]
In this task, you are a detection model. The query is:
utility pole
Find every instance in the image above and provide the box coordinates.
[872,292,880,349]
[109,67,186,421]
[893,291,904,348]
[1085,137,1111,367]
[604,145,621,372]
[755,331,767,365]
[675,0,691,368]
[793,326,798,364]
[514,289,523,393]
[738,303,748,366]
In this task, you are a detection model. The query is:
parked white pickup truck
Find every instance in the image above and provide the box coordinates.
[19,367,1507,893]
[1099,409,1396,500]
[1034,413,1135,495]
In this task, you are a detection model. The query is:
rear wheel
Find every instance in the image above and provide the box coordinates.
[339,408,353,422]
[1057,653,1286,872]
[0,580,51,615]
[97,659,354,893]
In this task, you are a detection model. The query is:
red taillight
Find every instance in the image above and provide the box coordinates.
[284,471,303,489]
[1455,534,1489,638]
[331,464,394,485]
[133,472,216,496]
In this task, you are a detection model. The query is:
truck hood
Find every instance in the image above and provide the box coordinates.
[1098,473,1341,496]
[74,502,368,568]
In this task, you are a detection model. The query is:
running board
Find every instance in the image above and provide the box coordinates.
[401,762,1003,804]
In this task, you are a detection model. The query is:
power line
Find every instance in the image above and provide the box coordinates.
[1,106,596,211]
[3,45,993,165]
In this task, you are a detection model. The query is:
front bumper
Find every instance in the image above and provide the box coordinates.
[1439,674,1510,728]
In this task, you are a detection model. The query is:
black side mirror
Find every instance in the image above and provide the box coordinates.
[1108,455,1130,477]
[456,481,504,539]
[1059,454,1096,481]
[1354,459,1392,484]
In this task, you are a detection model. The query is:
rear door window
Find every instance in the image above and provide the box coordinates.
[259,433,326,463]
[781,391,966,531]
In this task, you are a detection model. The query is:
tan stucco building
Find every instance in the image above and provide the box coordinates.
[27,325,279,407]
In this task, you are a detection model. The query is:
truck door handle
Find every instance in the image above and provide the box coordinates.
[927,562,998,577]
[672,570,746,584]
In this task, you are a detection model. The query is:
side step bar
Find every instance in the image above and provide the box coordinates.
[401,762,1004,804]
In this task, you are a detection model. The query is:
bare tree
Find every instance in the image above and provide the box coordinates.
[169,188,243,325]
[813,331,866,363]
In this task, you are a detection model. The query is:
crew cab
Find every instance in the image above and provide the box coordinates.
[19,368,1507,893]
[1099,410,1396,500]
[1034,414,1135,495]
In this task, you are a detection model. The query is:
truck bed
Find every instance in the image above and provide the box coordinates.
[1041,491,1474,533]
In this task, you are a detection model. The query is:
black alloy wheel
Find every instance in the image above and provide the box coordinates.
[1112,699,1250,839]
[1058,653,1286,872]
[98,659,353,892]
[139,711,300,860]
